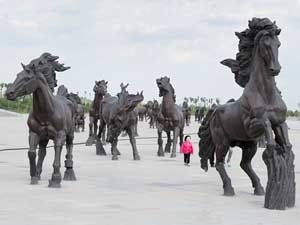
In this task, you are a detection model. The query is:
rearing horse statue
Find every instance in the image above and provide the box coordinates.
[199,18,295,209]
[156,76,184,158]
[6,53,76,188]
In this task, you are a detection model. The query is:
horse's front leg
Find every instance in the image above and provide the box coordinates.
[49,131,66,188]
[111,138,119,160]
[157,125,164,157]
[28,131,40,185]
[36,139,49,180]
[171,127,179,158]
[164,131,172,153]
[96,120,107,155]
[63,133,76,181]
[127,126,141,160]
[262,121,296,209]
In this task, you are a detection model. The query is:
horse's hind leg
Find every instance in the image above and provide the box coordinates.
[215,145,235,196]
[28,131,39,185]
[63,134,76,181]
[36,139,49,180]
[240,142,264,195]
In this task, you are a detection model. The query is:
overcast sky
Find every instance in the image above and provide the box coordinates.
[0,0,299,109]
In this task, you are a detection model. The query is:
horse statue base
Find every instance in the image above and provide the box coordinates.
[263,144,296,210]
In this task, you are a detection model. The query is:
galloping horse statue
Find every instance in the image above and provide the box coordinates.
[199,18,295,209]
[96,83,144,160]
[156,76,184,158]
[6,53,76,188]
[86,80,110,146]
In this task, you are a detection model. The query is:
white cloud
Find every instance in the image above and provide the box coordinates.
[0,0,299,109]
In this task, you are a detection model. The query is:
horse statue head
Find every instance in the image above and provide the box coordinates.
[156,76,176,102]
[6,53,70,100]
[221,18,281,87]
[94,80,108,96]
[6,62,49,100]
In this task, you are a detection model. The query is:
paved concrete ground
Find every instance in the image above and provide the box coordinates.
[0,115,299,225]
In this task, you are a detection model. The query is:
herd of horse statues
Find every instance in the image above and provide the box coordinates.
[4,18,295,210]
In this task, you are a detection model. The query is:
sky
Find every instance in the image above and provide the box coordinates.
[0,0,299,109]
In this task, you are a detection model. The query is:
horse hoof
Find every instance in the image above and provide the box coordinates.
[30,176,39,185]
[96,147,107,155]
[224,187,235,196]
[170,153,176,158]
[63,169,77,181]
[134,155,141,160]
[117,150,121,155]
[254,186,265,196]
[112,156,118,160]
[48,180,61,188]
[157,151,165,157]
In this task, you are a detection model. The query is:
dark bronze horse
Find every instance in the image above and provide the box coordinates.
[199,18,295,209]
[6,53,76,188]
[86,80,110,146]
[182,101,191,126]
[156,77,184,158]
[96,83,144,160]
[68,93,85,132]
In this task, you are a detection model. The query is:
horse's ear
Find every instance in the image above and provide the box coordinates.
[106,81,108,85]
[276,29,281,35]
[21,63,26,70]
[31,64,36,73]
[167,77,170,82]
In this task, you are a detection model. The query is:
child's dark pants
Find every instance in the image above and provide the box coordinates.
[184,153,190,164]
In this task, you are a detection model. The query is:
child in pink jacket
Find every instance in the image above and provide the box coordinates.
[180,135,194,166]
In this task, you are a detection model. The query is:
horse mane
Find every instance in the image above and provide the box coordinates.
[28,53,70,92]
[221,18,281,88]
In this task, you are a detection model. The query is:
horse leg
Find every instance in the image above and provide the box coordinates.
[215,145,235,196]
[170,127,179,158]
[102,124,107,145]
[265,122,295,209]
[93,118,98,143]
[49,132,65,188]
[28,131,39,185]
[179,129,184,147]
[63,134,76,181]
[36,139,49,180]
[96,120,107,155]
[86,116,95,146]
[164,131,171,153]
[240,143,264,195]
[127,126,141,160]
[157,126,164,157]
[111,138,119,160]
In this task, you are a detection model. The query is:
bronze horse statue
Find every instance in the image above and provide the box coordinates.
[156,77,184,158]
[6,53,76,188]
[57,86,85,133]
[86,80,110,146]
[96,83,144,160]
[68,93,85,132]
[199,18,295,209]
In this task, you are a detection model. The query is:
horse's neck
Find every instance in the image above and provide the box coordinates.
[33,79,55,118]
[249,50,277,103]
[93,93,104,109]
[162,93,175,116]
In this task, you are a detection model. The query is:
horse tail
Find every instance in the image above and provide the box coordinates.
[198,108,216,172]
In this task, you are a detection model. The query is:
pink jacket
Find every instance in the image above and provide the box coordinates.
[180,141,194,154]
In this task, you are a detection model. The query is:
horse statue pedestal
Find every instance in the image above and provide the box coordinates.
[263,144,295,210]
